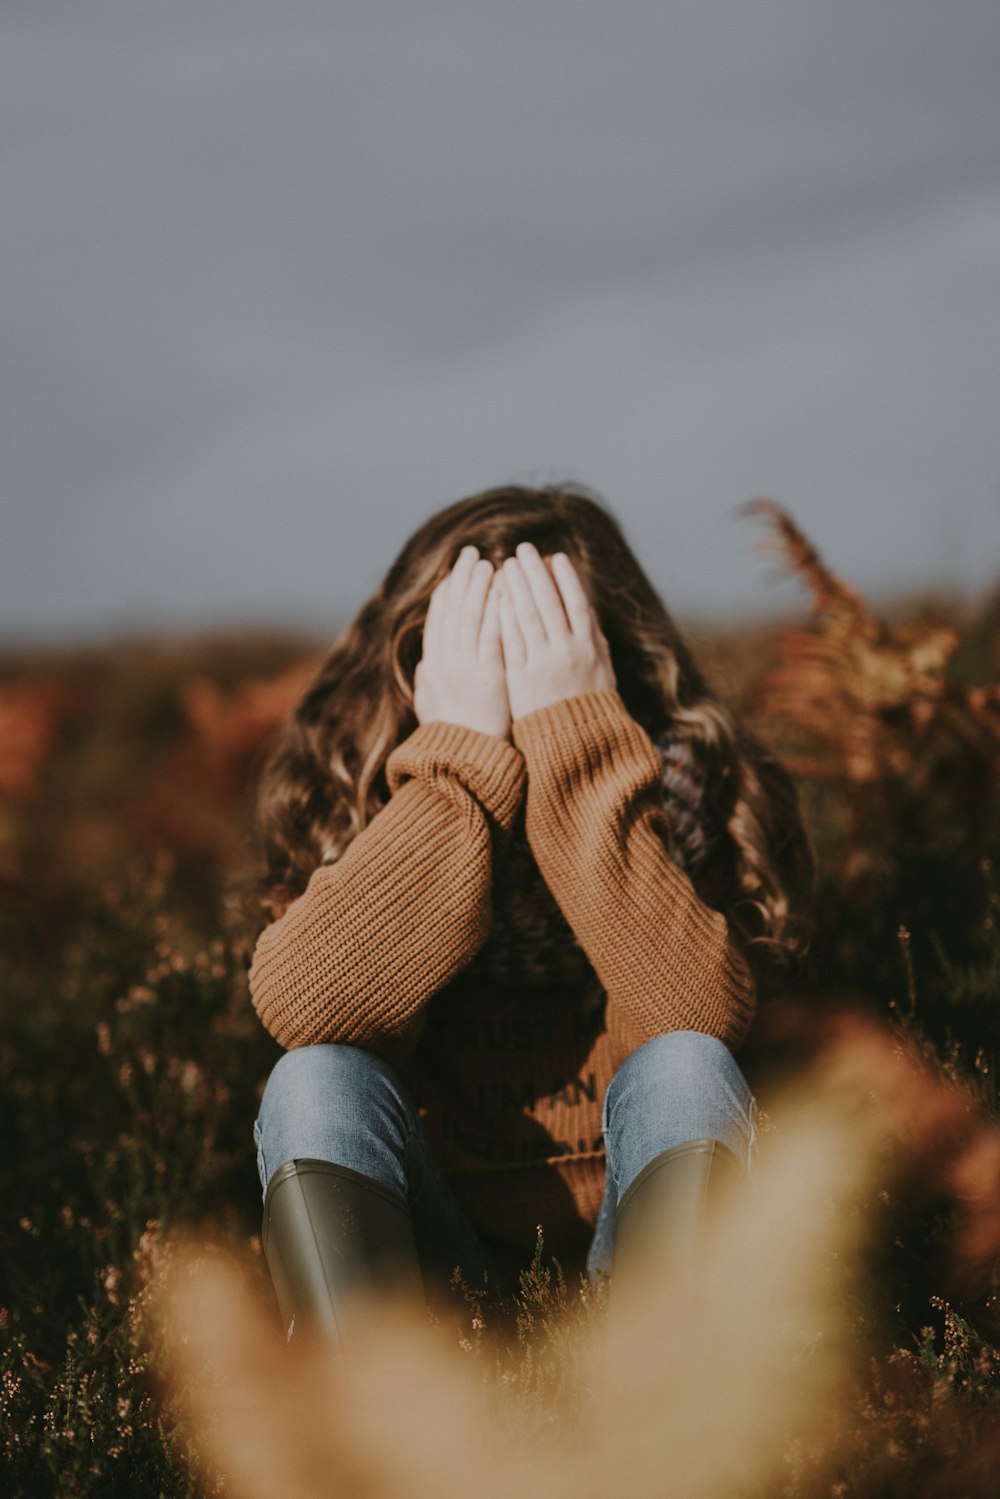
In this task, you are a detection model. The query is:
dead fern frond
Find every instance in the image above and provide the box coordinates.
[740,497,872,621]
[742,503,998,881]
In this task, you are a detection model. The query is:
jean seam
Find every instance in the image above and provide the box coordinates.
[601,1079,622,1196]
[746,1094,760,1176]
[253,1117,268,1198]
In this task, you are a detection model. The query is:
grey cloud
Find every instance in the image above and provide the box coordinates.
[2,0,998,637]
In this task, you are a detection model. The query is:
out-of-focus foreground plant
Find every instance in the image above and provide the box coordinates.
[156,1017,1000,1499]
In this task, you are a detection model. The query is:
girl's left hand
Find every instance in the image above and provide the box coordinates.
[496,541,617,721]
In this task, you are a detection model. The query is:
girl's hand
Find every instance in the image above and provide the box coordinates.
[413,545,511,740]
[497,541,616,721]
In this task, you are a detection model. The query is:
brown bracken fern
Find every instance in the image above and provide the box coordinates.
[741,499,1000,846]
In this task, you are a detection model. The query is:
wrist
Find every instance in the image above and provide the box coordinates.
[507,671,617,724]
[511,687,631,744]
[422,712,510,743]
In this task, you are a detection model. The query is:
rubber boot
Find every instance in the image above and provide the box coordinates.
[611,1137,744,1300]
[262,1157,423,1350]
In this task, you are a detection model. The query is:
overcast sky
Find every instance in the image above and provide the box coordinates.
[3,0,998,641]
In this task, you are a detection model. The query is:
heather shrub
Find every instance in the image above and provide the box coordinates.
[1,515,998,1495]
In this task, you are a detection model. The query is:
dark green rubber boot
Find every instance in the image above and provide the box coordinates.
[612,1137,744,1297]
[262,1157,423,1350]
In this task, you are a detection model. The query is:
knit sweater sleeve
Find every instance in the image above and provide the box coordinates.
[510,688,756,1050]
[248,720,526,1051]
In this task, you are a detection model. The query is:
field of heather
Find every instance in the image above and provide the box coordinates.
[2,511,1000,1497]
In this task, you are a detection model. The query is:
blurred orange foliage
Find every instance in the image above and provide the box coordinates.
[763,998,1000,1290]
[180,658,322,766]
[128,657,323,862]
[0,681,81,801]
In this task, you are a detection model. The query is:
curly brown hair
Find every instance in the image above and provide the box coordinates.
[252,483,814,972]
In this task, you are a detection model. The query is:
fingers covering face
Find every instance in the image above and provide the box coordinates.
[496,569,525,665]
[500,543,595,642]
[478,570,503,660]
[508,542,568,639]
[424,546,491,652]
[423,542,598,666]
[501,552,546,643]
[550,552,594,638]
[458,557,494,644]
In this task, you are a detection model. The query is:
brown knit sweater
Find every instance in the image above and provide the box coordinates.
[249,688,756,1268]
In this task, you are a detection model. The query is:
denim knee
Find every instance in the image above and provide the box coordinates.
[253,1043,416,1200]
[602,1029,757,1197]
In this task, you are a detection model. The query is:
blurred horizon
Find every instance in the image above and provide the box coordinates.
[3,573,997,656]
[2,565,997,653]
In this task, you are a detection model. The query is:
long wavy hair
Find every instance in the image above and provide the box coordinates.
[252,484,814,974]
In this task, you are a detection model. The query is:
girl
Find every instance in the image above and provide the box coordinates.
[249,484,812,1347]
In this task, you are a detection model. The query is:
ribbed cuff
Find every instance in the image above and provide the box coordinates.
[386,719,526,829]
[511,689,664,800]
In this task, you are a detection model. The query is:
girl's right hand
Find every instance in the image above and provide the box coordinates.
[413,545,511,741]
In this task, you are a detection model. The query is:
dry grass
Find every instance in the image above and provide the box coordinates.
[1,506,999,1495]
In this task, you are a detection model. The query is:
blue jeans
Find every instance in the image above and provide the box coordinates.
[253,1030,758,1297]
